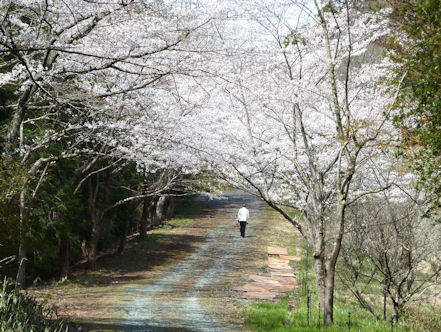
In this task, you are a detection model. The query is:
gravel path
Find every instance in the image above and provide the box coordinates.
[116,191,264,331]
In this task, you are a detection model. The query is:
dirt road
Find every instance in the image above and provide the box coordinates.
[117,191,265,331]
[32,190,297,331]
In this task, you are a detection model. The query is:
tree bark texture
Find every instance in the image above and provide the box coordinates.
[4,85,35,152]
[165,196,175,220]
[324,267,336,325]
[58,239,71,281]
[150,197,160,226]
[87,221,102,270]
[138,197,150,240]
[86,170,112,269]
[117,232,126,254]
[313,255,326,312]
[16,189,28,287]
[155,196,167,224]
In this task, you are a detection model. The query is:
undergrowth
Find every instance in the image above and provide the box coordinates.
[0,277,67,331]
[243,238,440,332]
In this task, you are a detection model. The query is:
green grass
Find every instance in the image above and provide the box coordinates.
[245,292,411,332]
[244,289,419,332]
[243,291,411,332]
[243,238,439,332]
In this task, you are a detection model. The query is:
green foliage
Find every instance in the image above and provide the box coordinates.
[0,201,19,278]
[0,277,67,332]
[0,155,26,201]
[0,146,147,281]
[390,0,441,212]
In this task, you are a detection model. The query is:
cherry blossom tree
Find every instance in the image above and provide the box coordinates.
[0,0,224,285]
[1,5,417,329]
[196,0,406,324]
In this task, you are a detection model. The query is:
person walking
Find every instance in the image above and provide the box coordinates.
[237,204,250,237]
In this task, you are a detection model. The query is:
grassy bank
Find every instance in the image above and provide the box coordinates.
[243,238,441,332]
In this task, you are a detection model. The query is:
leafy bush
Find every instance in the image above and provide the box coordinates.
[0,277,67,332]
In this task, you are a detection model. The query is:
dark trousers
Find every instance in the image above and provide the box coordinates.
[239,221,247,237]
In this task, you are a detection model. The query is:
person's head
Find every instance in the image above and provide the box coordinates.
[242,204,246,208]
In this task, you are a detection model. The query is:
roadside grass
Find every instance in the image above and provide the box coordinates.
[261,207,299,256]
[0,277,67,332]
[243,294,406,332]
[243,236,440,332]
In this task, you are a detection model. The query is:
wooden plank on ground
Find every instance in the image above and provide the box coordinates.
[270,271,295,277]
[267,246,288,255]
[268,264,293,270]
[234,283,269,293]
[267,257,290,266]
[269,283,298,292]
[280,255,301,262]
[269,266,294,273]
[248,275,281,284]
[252,281,282,290]
[270,276,298,285]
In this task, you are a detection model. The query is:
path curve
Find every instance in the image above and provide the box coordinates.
[116,191,264,331]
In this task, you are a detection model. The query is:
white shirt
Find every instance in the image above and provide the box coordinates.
[237,207,250,221]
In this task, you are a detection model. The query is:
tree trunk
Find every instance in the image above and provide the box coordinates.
[138,197,149,240]
[117,232,126,254]
[58,239,70,281]
[87,221,102,270]
[16,190,28,288]
[392,301,400,324]
[16,237,27,287]
[324,265,336,325]
[322,198,348,325]
[165,196,175,220]
[155,196,167,225]
[86,171,111,269]
[81,240,88,259]
[5,85,35,152]
[150,197,160,226]
[313,255,326,311]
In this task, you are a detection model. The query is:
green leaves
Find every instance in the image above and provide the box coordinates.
[283,31,306,48]
[391,0,441,212]
[0,277,67,331]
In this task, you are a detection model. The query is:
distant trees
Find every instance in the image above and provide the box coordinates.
[388,0,441,213]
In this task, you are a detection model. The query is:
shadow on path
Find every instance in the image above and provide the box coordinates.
[75,190,264,332]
